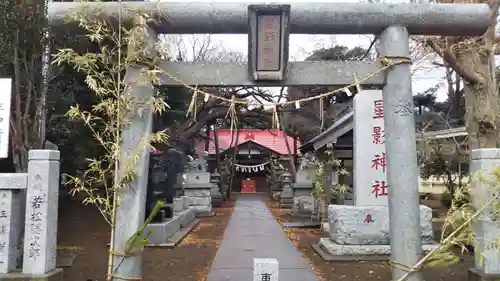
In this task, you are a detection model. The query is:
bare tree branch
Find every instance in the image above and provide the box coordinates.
[427,39,483,85]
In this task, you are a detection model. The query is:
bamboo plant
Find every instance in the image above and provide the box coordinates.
[52,3,169,280]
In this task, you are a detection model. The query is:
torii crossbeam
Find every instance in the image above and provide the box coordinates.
[47,2,491,281]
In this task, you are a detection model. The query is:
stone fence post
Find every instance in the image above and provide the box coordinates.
[469,149,500,280]
[22,150,60,275]
[0,173,27,274]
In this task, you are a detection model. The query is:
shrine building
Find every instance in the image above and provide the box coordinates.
[196,129,301,193]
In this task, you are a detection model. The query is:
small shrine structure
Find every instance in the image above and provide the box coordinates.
[197,129,301,193]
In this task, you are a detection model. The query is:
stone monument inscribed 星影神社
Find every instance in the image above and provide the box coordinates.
[319,90,438,257]
[353,90,387,206]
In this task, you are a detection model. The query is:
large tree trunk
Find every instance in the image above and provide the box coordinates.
[430,0,500,149]
[227,127,240,199]
[213,125,223,194]
[459,34,498,149]
[463,80,497,149]
[7,0,47,172]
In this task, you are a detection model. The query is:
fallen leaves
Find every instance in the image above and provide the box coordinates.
[196,264,211,281]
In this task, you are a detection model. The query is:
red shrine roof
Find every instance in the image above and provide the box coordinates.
[196,129,301,155]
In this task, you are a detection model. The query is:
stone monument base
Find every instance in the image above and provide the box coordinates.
[177,207,196,227]
[327,204,434,245]
[184,186,213,216]
[319,237,439,256]
[292,195,315,217]
[0,269,63,281]
[211,189,223,207]
[191,205,213,216]
[281,186,293,209]
[145,216,181,245]
[280,198,293,209]
[469,268,500,281]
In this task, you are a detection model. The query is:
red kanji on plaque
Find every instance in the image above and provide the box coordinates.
[371,152,386,172]
[263,18,275,28]
[263,47,274,53]
[264,31,275,41]
[372,126,384,144]
[363,214,374,224]
[372,181,388,198]
[373,100,384,119]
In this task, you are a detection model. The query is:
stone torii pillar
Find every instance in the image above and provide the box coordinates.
[109,25,158,281]
[47,2,492,281]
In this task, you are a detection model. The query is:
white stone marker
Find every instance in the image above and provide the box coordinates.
[353,90,388,206]
[23,150,60,274]
[0,174,27,274]
[253,258,278,281]
[0,78,12,159]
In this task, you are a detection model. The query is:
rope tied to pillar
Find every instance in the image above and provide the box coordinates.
[389,259,421,273]
[380,56,412,67]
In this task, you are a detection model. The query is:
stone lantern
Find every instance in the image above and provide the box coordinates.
[210,170,221,184]
[210,170,223,206]
[280,171,293,208]
[275,164,284,189]
[291,170,315,217]
[282,171,292,184]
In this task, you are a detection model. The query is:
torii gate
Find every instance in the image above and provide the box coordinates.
[47,2,491,281]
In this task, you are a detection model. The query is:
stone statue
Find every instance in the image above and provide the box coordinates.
[186,151,208,172]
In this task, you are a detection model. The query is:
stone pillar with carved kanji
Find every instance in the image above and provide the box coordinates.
[21,150,63,279]
[319,90,438,257]
[23,150,59,274]
[0,173,27,274]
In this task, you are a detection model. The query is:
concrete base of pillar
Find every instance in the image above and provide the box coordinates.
[0,269,63,281]
[469,268,500,281]
[190,205,213,216]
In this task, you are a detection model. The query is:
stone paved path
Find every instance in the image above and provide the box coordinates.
[206,194,320,281]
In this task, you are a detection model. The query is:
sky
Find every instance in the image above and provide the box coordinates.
[159,0,449,101]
